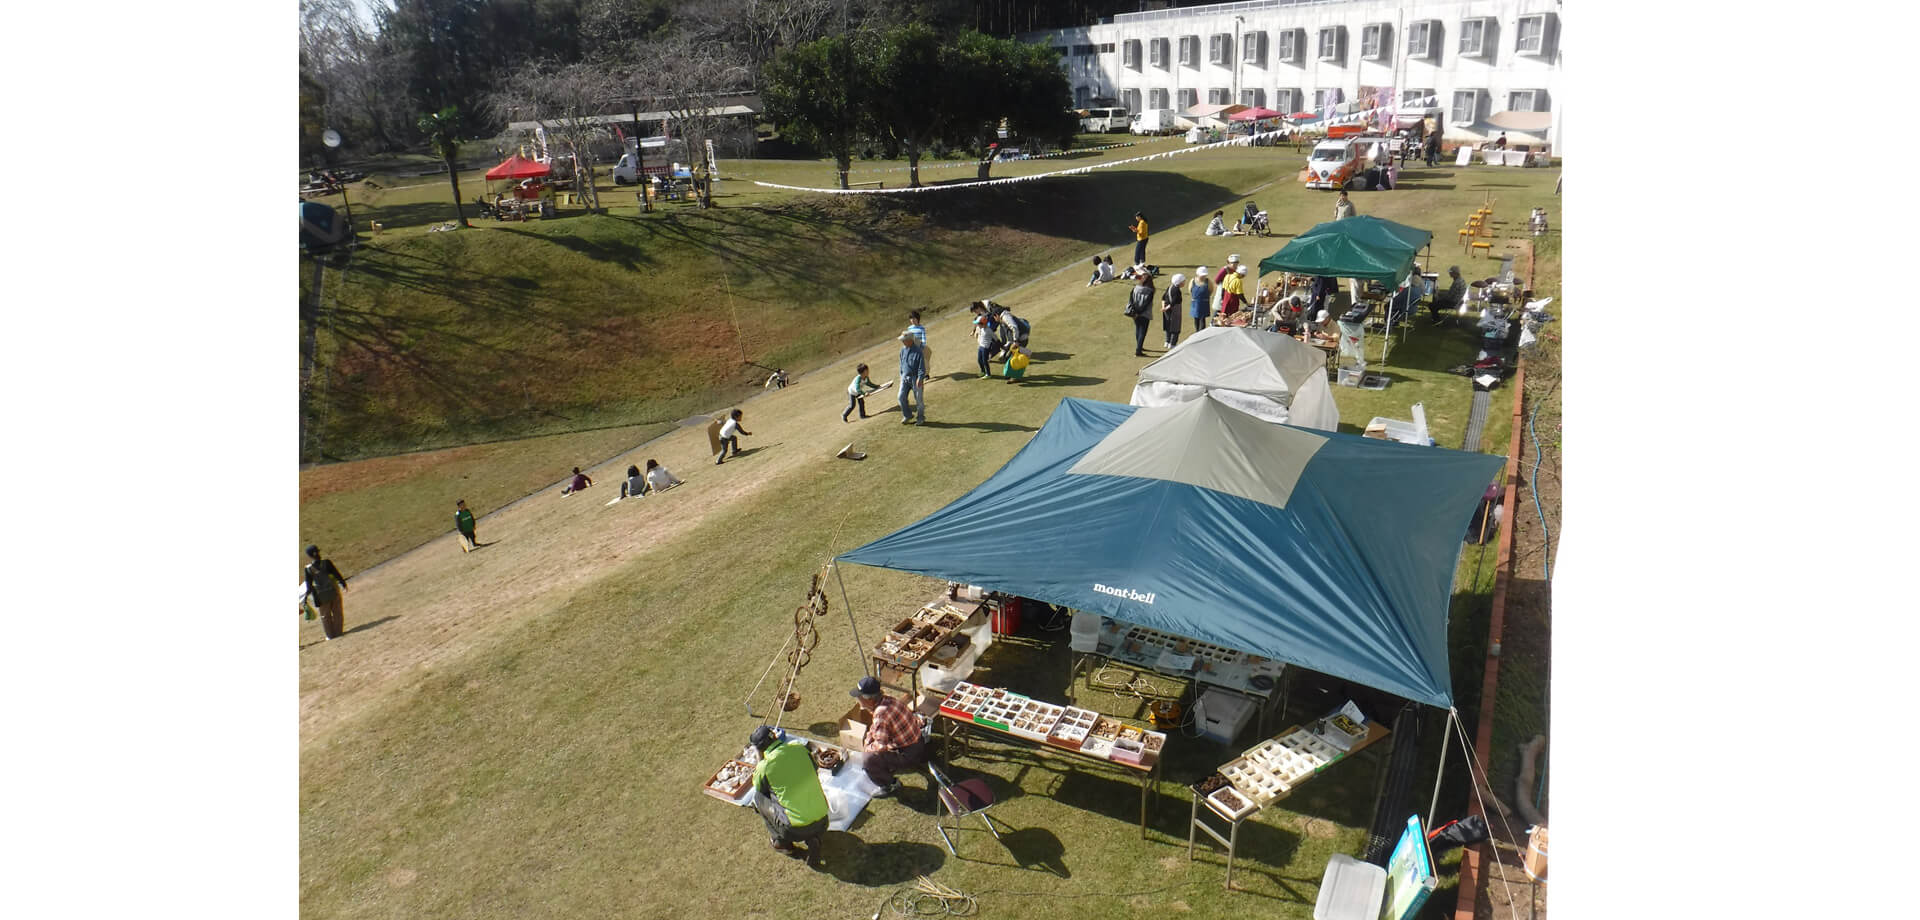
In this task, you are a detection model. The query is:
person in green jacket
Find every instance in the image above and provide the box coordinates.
[749,726,830,867]
[454,499,478,552]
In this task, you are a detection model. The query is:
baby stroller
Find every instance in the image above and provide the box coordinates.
[1238,202,1271,237]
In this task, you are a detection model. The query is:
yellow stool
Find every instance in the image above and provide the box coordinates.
[1470,240,1494,256]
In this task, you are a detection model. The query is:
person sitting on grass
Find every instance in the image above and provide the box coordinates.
[620,465,647,499]
[1205,211,1228,236]
[643,459,683,494]
[561,467,592,495]
[1097,254,1116,284]
[715,409,751,464]
[1086,256,1104,287]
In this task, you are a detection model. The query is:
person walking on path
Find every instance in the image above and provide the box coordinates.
[969,303,998,379]
[643,459,683,493]
[904,309,933,370]
[747,726,830,867]
[453,500,478,551]
[1160,273,1186,350]
[1128,212,1150,266]
[561,467,593,495]
[1127,272,1156,356]
[1425,133,1440,167]
[844,363,883,422]
[715,409,751,463]
[1333,190,1356,221]
[303,545,350,640]
[1189,266,1212,333]
[897,333,928,425]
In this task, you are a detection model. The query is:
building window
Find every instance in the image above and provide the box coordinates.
[1406,21,1437,60]
[1459,19,1490,58]
[1208,87,1231,105]
[1401,88,1435,107]
[1210,33,1232,66]
[1122,89,1141,113]
[1274,88,1299,113]
[1180,35,1200,68]
[1239,88,1266,109]
[1178,88,1198,110]
[1123,39,1141,69]
[1451,89,1481,123]
[1360,24,1390,61]
[1150,38,1168,69]
[1149,88,1169,110]
[1318,27,1344,63]
[1314,88,1342,110]
[1516,14,1556,56]
[1097,42,1114,54]
[1508,90,1547,112]
[1242,32,1267,67]
[1276,29,1303,64]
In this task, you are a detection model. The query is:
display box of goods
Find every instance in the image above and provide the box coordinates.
[1008,701,1065,741]
[703,759,756,802]
[939,682,987,719]
[1139,731,1167,767]
[972,692,1026,732]
[1078,736,1116,759]
[1220,756,1264,794]
[1110,737,1146,765]
[1087,716,1125,742]
[1240,770,1289,806]
[1321,712,1368,751]
[1207,783,1260,820]
[1046,707,1098,749]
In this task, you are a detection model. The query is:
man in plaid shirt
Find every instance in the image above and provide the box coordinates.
[851,676,928,797]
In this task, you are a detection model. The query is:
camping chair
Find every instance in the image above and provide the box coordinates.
[925,761,1005,855]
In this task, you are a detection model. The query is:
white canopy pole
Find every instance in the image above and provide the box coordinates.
[1429,707,1458,821]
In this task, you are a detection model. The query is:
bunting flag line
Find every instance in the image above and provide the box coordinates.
[836,141,1139,177]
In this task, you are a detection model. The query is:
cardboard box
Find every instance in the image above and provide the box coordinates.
[837,704,871,750]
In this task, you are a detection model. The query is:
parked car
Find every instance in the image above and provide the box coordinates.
[1080,106,1130,133]
[1129,109,1178,136]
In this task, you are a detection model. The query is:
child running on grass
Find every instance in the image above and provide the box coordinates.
[716,409,751,464]
[454,499,478,551]
[844,364,888,422]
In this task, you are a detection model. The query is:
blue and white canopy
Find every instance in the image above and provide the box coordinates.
[837,397,1503,707]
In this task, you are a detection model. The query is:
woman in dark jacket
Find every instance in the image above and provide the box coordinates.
[1128,273,1156,356]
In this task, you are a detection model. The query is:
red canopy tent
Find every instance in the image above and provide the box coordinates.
[1229,106,1284,121]
[484,155,552,181]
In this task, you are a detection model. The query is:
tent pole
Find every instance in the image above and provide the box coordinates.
[1429,707,1457,821]
[831,561,873,679]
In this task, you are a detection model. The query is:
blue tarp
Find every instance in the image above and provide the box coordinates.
[837,397,1503,707]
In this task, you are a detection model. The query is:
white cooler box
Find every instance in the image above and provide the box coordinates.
[1194,688,1256,744]
[919,618,994,693]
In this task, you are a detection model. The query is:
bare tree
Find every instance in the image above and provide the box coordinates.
[677,0,844,77]
[300,0,414,153]
[636,39,755,207]
[490,60,620,212]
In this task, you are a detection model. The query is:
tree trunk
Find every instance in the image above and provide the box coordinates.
[907,142,922,188]
[836,152,850,190]
[446,155,469,227]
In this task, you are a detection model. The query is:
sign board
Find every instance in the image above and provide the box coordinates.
[1453,145,1473,167]
[1380,815,1437,920]
[704,139,720,180]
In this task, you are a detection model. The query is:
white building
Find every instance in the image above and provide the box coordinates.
[1024,0,1562,152]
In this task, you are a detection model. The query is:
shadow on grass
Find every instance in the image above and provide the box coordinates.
[345,615,400,636]
[917,420,1040,433]
[819,836,946,886]
[1014,374,1106,389]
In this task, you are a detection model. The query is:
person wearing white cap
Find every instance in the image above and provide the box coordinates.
[1189,267,1211,332]
[1220,263,1248,319]
[1160,273,1186,350]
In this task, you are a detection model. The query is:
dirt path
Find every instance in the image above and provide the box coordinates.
[296,242,1126,745]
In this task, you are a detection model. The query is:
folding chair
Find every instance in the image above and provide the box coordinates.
[925,761,1005,855]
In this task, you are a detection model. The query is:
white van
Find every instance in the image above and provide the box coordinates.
[1081,107,1130,133]
[1129,109,1178,136]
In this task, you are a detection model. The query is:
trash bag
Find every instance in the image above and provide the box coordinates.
[1426,814,1490,854]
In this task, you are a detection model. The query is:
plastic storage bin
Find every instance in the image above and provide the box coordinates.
[1069,612,1101,652]
[1194,689,1256,744]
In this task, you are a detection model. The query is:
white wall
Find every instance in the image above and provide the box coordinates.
[1029,0,1562,153]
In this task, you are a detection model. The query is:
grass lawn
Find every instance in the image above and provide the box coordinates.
[299,153,1560,919]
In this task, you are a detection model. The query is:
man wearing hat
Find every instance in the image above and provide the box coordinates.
[748,725,829,866]
[1430,265,1466,323]
[850,676,928,797]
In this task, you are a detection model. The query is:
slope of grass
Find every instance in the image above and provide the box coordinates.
[300,157,1561,919]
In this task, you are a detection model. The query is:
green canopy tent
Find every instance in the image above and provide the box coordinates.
[1259,216,1434,364]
